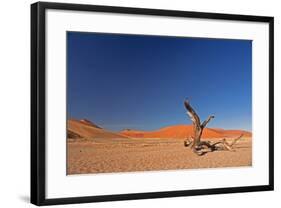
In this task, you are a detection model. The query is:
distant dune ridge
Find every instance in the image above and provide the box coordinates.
[67,118,251,140]
[79,119,102,129]
[67,119,130,139]
[120,125,251,139]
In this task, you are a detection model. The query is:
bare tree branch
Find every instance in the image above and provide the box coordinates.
[184,100,201,126]
[229,134,243,146]
[183,99,243,156]
[201,115,215,128]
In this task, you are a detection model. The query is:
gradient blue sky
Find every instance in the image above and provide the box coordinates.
[67,32,252,131]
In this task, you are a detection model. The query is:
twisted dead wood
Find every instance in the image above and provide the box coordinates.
[183,100,243,156]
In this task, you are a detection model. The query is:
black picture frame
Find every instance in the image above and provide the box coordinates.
[31,1,274,206]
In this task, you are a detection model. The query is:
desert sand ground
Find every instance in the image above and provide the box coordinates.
[67,136,252,175]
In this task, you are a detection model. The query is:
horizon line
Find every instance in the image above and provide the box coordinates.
[68,118,252,133]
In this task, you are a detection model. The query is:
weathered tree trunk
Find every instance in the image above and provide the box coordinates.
[184,99,243,156]
[184,100,214,147]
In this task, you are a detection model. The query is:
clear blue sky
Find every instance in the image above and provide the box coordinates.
[67,32,252,131]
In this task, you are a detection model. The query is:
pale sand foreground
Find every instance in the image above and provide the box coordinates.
[67,137,252,175]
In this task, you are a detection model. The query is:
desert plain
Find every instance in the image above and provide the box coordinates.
[67,119,252,175]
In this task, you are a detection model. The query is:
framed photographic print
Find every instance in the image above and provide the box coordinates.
[31,2,274,206]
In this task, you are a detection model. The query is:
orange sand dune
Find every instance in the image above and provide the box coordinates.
[68,119,129,139]
[222,129,251,137]
[68,118,251,140]
[79,119,102,129]
[120,125,251,139]
[204,128,252,137]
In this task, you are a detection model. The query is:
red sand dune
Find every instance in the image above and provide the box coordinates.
[67,118,251,140]
[67,119,129,139]
[79,119,102,129]
[120,125,251,139]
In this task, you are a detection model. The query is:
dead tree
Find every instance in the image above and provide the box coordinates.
[184,100,243,156]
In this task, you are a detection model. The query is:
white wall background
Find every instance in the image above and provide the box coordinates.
[0,0,279,207]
